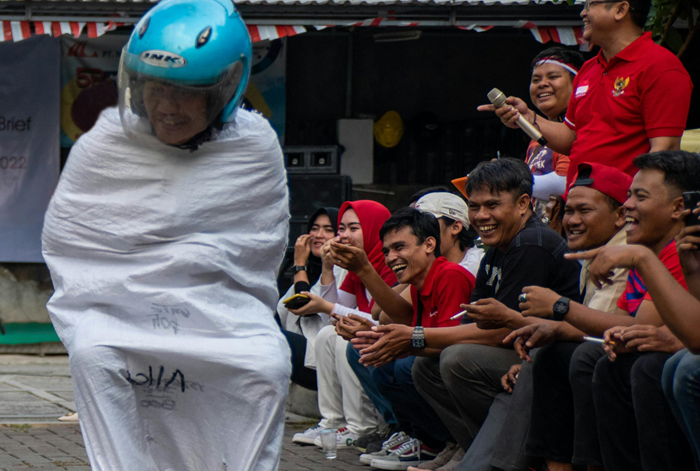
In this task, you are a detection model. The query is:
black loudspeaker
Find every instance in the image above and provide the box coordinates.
[288,174,353,222]
[278,174,353,297]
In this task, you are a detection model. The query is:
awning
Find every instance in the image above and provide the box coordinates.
[0,18,588,49]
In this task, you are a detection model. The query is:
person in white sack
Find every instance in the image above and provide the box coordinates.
[41,0,291,469]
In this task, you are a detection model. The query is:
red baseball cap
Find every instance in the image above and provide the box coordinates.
[569,162,632,205]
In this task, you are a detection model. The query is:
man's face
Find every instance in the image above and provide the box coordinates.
[143,81,210,145]
[580,0,618,46]
[564,186,624,251]
[338,208,364,250]
[624,168,682,248]
[467,187,528,251]
[382,227,434,285]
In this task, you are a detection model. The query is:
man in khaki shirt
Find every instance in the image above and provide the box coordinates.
[503,162,633,471]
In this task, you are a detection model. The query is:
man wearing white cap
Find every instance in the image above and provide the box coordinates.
[414,192,484,277]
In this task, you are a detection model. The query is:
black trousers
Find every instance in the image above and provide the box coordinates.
[281,329,317,391]
[593,352,694,471]
[527,341,605,467]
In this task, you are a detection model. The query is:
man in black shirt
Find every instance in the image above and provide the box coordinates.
[356,158,580,461]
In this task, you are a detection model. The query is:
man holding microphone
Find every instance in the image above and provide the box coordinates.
[479,0,692,185]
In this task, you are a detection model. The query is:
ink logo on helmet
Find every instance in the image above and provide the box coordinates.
[139,50,187,68]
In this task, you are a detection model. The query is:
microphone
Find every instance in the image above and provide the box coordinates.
[488,88,547,147]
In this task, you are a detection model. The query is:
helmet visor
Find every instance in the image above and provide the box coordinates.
[118,53,244,146]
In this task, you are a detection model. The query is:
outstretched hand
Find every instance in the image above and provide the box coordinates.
[565,245,650,289]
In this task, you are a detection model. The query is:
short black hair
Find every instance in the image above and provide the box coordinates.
[440,216,478,251]
[380,207,441,258]
[626,0,651,28]
[408,186,452,206]
[465,158,533,200]
[531,47,585,75]
[633,150,700,196]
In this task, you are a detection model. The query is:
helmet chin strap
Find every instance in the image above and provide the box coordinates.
[172,110,224,153]
[173,126,213,153]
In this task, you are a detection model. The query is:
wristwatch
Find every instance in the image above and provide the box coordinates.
[552,297,571,321]
[292,265,307,273]
[411,326,426,349]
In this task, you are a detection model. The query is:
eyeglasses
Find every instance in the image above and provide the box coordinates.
[583,0,628,11]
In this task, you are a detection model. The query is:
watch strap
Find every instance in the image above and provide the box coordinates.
[411,326,426,349]
[292,265,307,273]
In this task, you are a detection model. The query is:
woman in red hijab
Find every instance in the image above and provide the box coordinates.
[290,200,397,449]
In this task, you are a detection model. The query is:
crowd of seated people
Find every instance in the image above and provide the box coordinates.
[276,0,699,467]
[279,149,700,471]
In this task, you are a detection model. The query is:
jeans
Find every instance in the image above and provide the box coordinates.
[662,349,700,467]
[373,356,452,449]
[345,342,397,427]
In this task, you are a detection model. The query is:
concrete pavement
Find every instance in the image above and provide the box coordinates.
[0,354,369,470]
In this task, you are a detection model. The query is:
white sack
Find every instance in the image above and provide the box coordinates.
[42,107,291,471]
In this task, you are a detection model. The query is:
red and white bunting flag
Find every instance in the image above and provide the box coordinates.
[10,21,30,41]
[87,23,113,38]
[33,22,53,36]
[52,22,72,37]
[530,26,551,44]
[555,26,577,45]
[0,22,8,42]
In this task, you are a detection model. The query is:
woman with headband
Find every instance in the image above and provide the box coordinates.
[527,47,585,217]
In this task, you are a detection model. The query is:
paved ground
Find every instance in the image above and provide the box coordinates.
[0,355,368,470]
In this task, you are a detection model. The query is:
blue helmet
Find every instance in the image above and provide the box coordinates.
[119,0,252,139]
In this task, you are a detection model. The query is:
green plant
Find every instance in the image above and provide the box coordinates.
[648,0,699,57]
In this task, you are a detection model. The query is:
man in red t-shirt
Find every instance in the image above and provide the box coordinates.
[479,0,692,187]
[330,207,475,469]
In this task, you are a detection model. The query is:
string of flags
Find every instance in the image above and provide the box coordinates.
[0,19,587,50]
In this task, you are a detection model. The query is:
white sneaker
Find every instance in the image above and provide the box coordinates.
[292,424,327,445]
[359,431,410,465]
[312,427,358,448]
[58,412,79,423]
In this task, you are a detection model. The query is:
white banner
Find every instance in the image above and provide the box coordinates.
[0,35,60,262]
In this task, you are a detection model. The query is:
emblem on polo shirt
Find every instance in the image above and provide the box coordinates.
[612,76,630,97]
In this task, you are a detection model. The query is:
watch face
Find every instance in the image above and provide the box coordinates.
[554,302,568,315]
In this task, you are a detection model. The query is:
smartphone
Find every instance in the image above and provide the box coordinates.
[683,191,700,226]
[283,294,311,310]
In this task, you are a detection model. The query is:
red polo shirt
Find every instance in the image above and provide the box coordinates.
[410,256,475,328]
[564,32,692,185]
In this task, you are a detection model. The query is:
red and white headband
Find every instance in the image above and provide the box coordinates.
[534,58,579,76]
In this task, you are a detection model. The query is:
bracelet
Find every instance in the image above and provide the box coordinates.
[533,113,541,131]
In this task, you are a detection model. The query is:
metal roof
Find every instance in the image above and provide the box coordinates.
[0,0,584,25]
